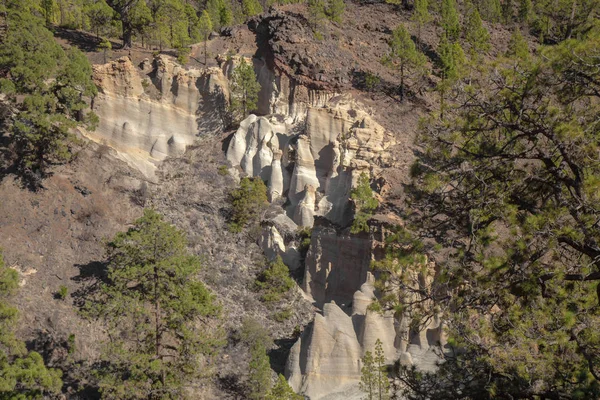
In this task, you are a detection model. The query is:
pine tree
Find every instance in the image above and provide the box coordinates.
[219,0,233,27]
[506,28,530,60]
[464,9,490,58]
[360,351,376,400]
[502,0,514,23]
[437,34,464,118]
[198,10,212,65]
[0,6,97,186]
[0,252,63,398]
[385,25,427,102]
[517,0,533,23]
[41,0,55,25]
[255,256,296,302]
[248,342,272,400]
[350,173,379,234]
[242,0,263,18]
[266,374,303,400]
[206,0,223,29]
[86,0,114,38]
[308,0,326,34]
[229,58,261,122]
[402,28,600,399]
[84,209,222,399]
[374,339,390,400]
[411,0,432,48]
[441,0,460,42]
[325,0,345,23]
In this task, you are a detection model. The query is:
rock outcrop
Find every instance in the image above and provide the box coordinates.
[226,98,395,228]
[287,258,445,400]
[87,55,229,176]
[286,275,397,400]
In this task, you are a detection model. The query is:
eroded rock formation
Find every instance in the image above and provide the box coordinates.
[87,55,229,176]
[226,98,395,227]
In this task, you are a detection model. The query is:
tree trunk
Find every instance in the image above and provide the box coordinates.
[122,22,133,48]
[204,37,207,65]
[400,63,405,102]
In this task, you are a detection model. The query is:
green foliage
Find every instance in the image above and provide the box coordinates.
[247,341,271,400]
[229,58,261,122]
[273,307,293,322]
[517,0,534,23]
[0,6,97,185]
[297,227,312,254]
[255,256,295,303]
[217,165,229,176]
[411,0,431,45]
[198,10,212,65]
[370,226,428,318]
[266,374,303,400]
[41,0,55,25]
[464,9,490,57]
[360,351,376,400]
[506,28,530,60]
[436,33,464,117]
[0,252,63,398]
[530,0,599,42]
[83,209,222,399]
[325,0,345,23]
[86,0,114,37]
[228,177,268,232]
[236,317,273,349]
[242,0,263,18]
[440,0,460,42]
[308,0,326,32]
[56,285,68,300]
[350,173,378,234]
[384,24,427,102]
[206,0,233,30]
[67,334,76,355]
[360,343,390,400]
[364,72,381,91]
[405,26,600,399]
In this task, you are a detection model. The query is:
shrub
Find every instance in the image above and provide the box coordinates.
[229,177,268,232]
[56,285,68,300]
[255,256,295,303]
[350,173,378,233]
[273,307,293,322]
[218,165,229,176]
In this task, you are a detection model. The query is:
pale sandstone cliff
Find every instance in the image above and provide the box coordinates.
[86,55,229,176]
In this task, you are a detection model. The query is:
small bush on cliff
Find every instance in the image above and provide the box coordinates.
[229,177,268,232]
[350,173,379,234]
[255,256,295,303]
[229,58,261,123]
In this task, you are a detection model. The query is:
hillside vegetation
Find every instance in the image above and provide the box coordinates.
[0,0,599,399]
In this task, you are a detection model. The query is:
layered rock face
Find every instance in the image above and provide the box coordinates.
[87,56,229,176]
[226,98,395,227]
[286,227,445,400]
